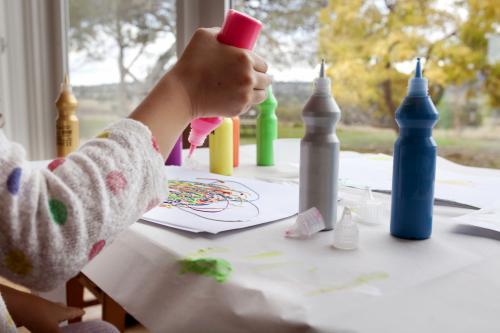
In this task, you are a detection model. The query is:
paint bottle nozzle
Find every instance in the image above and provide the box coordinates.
[320,59,325,78]
[408,57,428,96]
[332,207,359,250]
[314,59,330,94]
[188,145,196,158]
[415,58,422,78]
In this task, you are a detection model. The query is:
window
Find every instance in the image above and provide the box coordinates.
[234,0,500,169]
[68,0,177,141]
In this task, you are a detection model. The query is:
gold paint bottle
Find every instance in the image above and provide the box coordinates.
[55,74,79,157]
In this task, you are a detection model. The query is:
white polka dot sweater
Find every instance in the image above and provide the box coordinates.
[0,119,168,330]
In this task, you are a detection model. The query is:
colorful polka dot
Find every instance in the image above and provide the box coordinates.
[48,158,65,171]
[4,249,32,276]
[6,167,21,195]
[49,199,68,225]
[106,171,127,195]
[96,131,111,139]
[152,137,160,153]
[88,240,106,260]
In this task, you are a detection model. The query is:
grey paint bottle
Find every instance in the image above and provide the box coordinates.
[299,60,341,230]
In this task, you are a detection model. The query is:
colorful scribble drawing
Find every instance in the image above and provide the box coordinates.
[160,179,260,222]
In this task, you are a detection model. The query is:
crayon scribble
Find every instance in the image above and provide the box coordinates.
[160,178,260,222]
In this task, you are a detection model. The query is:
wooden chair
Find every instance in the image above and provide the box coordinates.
[66,273,127,332]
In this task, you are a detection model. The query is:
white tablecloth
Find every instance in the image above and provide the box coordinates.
[82,139,500,333]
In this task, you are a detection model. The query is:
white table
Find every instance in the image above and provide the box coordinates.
[83,139,500,333]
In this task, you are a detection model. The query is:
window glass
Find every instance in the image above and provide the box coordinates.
[69,0,176,141]
[234,0,500,169]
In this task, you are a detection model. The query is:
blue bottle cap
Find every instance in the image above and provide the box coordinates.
[408,58,428,97]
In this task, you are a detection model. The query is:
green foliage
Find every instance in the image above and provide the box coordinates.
[69,0,174,59]
[319,0,500,129]
[69,0,175,89]
[234,0,325,67]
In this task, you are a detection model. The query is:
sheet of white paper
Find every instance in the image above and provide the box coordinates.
[339,151,500,209]
[83,204,500,333]
[454,201,500,233]
[141,167,299,233]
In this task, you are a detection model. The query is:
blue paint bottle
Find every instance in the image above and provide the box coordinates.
[390,58,439,240]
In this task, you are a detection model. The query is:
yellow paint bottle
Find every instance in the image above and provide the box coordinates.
[209,117,233,176]
[55,74,79,157]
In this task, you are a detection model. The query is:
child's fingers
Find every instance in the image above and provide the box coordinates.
[254,72,272,90]
[251,53,268,73]
[57,305,85,322]
[251,89,268,105]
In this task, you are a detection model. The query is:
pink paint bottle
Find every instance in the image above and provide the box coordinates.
[188,9,262,158]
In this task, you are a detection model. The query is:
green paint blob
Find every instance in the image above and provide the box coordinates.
[49,199,68,225]
[178,257,232,283]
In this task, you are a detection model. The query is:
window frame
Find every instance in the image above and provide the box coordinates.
[0,0,68,160]
[0,0,229,159]
[0,0,9,128]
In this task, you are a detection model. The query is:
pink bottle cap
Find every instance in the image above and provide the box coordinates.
[217,9,262,50]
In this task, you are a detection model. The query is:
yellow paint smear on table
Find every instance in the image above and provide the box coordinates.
[307,266,318,273]
[251,262,290,272]
[246,251,283,259]
[307,272,389,296]
[190,247,229,258]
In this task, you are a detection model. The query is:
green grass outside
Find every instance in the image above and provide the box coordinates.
[242,123,500,169]
[78,110,500,169]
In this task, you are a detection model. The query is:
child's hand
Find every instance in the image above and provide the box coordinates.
[170,27,271,119]
[0,284,84,333]
[130,27,271,157]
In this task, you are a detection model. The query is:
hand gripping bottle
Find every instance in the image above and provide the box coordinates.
[188,10,262,158]
[390,58,439,240]
[299,60,341,231]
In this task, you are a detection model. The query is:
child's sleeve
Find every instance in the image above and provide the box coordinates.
[0,119,167,291]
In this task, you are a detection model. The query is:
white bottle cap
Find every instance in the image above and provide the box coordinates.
[285,207,325,238]
[332,207,359,250]
[356,187,385,224]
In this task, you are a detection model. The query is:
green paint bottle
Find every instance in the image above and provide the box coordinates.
[256,85,278,166]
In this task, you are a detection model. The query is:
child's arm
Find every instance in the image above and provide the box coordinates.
[0,28,270,291]
[0,118,166,291]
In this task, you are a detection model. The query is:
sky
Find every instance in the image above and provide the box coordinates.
[69,32,321,86]
[69,0,469,86]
